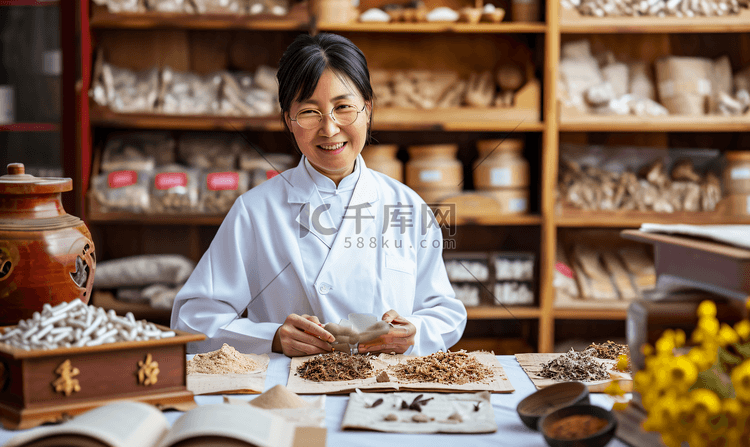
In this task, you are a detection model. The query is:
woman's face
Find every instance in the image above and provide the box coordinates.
[286,69,370,185]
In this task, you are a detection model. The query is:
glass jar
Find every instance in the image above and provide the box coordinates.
[361,144,403,182]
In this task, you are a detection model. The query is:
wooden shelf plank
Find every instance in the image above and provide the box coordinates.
[559,113,750,132]
[555,210,750,227]
[90,105,285,131]
[560,7,750,33]
[554,307,629,320]
[454,214,543,226]
[0,0,58,5]
[317,21,546,33]
[0,123,59,132]
[90,104,544,132]
[89,4,308,30]
[466,306,540,319]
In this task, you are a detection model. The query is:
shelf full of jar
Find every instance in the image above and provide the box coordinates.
[555,209,750,227]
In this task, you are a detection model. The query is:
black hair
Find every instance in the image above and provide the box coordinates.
[277,33,374,148]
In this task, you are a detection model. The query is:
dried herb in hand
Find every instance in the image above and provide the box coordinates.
[296,351,375,382]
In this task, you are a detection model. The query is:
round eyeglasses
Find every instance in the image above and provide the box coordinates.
[291,104,367,130]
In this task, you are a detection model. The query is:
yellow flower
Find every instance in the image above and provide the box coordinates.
[656,336,675,355]
[735,320,750,341]
[674,329,686,348]
[659,432,685,447]
[666,356,698,392]
[617,354,629,372]
[698,300,717,319]
[642,343,654,357]
[612,401,629,411]
[717,323,740,347]
[688,346,716,372]
[690,388,722,414]
[693,317,720,344]
[604,380,624,397]
[731,359,750,403]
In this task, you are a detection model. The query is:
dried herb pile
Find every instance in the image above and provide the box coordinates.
[586,341,629,360]
[390,351,494,385]
[297,351,375,382]
[538,348,609,382]
[587,340,632,373]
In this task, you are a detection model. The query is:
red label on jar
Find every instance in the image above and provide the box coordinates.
[107,170,137,188]
[154,172,187,190]
[555,262,575,279]
[266,170,280,179]
[207,172,239,191]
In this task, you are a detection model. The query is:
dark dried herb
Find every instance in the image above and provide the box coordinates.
[401,400,409,410]
[368,398,384,408]
[296,351,375,382]
[538,348,609,382]
[587,341,630,360]
[406,394,433,412]
[473,401,481,412]
[390,351,494,385]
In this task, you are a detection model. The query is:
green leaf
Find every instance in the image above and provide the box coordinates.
[690,351,736,399]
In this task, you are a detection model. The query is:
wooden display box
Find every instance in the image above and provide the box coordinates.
[0,327,204,430]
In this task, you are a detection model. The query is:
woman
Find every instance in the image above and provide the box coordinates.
[171,33,466,357]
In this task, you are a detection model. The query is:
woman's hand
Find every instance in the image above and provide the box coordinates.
[357,310,416,354]
[272,314,335,357]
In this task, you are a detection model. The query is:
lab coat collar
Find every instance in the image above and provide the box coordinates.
[286,155,379,206]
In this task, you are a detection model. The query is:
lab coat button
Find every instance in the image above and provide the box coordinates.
[318,283,331,294]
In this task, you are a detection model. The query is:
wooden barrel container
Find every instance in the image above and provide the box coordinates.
[361,144,403,182]
[473,139,529,190]
[406,145,462,197]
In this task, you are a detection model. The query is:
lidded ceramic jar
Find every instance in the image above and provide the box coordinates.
[406,144,462,203]
[0,163,96,325]
[473,139,529,214]
[724,151,750,194]
[473,139,529,189]
[361,144,403,182]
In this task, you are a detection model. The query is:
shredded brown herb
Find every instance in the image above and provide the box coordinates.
[538,348,610,382]
[390,351,494,385]
[587,341,630,360]
[297,351,375,382]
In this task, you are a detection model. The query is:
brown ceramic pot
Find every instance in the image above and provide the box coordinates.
[0,163,96,326]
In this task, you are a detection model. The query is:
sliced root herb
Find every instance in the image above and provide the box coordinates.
[538,348,609,382]
[390,351,494,385]
[296,351,375,382]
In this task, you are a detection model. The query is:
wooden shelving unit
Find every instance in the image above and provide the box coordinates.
[78,0,750,353]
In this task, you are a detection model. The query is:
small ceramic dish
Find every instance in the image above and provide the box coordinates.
[459,7,482,24]
[516,381,590,430]
[481,8,505,22]
[539,404,617,447]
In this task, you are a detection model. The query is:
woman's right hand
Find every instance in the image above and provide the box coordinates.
[272,314,335,357]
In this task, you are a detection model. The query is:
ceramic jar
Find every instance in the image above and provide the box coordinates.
[0,163,96,325]
[473,139,529,214]
[406,144,463,203]
[361,144,403,182]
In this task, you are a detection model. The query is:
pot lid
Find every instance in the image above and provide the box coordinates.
[0,163,72,194]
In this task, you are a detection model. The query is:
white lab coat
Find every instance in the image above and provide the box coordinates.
[171,156,467,355]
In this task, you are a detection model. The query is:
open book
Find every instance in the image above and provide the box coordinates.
[4,401,325,447]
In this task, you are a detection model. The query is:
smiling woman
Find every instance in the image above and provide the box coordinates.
[170,33,467,359]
